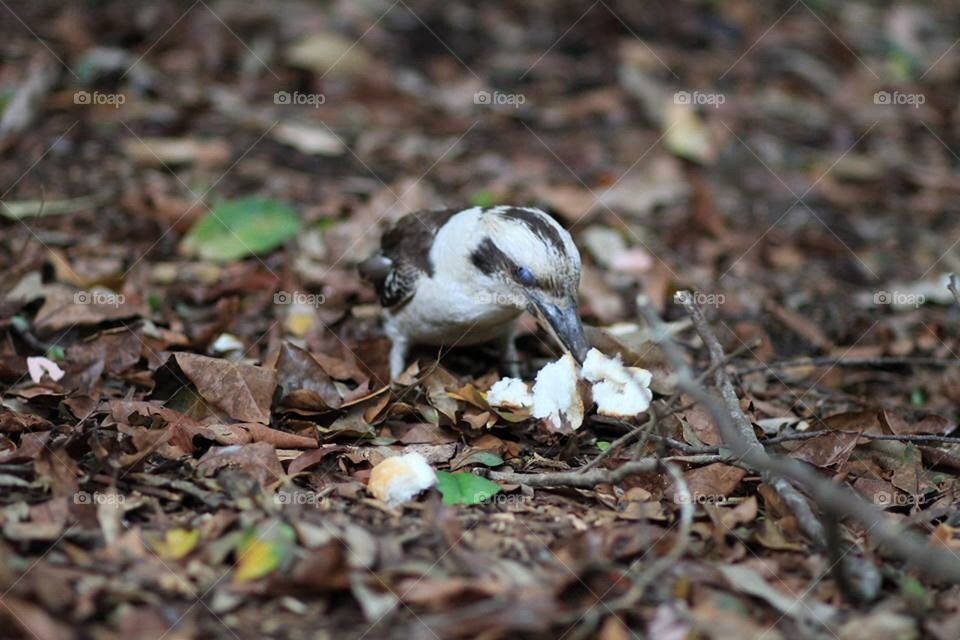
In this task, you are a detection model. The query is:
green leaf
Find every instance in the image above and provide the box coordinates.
[596,441,611,452]
[234,521,297,582]
[45,345,66,361]
[469,191,495,208]
[436,471,501,505]
[180,198,301,262]
[900,575,932,610]
[910,388,925,407]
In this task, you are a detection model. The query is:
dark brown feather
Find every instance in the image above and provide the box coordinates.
[360,208,460,308]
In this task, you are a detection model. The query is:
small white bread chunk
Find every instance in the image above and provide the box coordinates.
[486,377,534,410]
[532,353,584,431]
[210,333,244,354]
[581,348,653,417]
[367,452,437,506]
[26,356,65,383]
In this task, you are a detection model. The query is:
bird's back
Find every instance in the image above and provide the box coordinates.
[358,208,461,308]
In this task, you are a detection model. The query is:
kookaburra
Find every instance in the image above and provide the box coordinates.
[359,205,590,379]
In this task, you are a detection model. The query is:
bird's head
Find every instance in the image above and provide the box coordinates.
[468,206,589,362]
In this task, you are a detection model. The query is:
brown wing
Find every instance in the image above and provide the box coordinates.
[359,208,461,308]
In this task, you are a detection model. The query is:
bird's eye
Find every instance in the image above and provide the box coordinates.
[516,265,536,286]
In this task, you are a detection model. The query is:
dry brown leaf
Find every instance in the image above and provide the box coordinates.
[197,442,285,487]
[676,463,746,503]
[174,353,277,424]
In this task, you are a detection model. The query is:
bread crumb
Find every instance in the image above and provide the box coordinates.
[532,353,584,431]
[486,377,533,410]
[367,452,437,505]
[26,356,65,383]
[581,348,652,417]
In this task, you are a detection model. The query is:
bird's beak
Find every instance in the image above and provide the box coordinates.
[527,293,590,363]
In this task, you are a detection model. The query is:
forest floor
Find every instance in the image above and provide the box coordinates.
[2,1,960,638]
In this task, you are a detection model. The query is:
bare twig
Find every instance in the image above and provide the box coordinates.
[740,355,960,375]
[764,430,960,446]
[590,416,706,454]
[592,423,960,458]
[652,292,960,585]
[486,454,724,488]
[581,404,676,472]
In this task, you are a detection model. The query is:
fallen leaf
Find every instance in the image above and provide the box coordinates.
[719,564,836,625]
[148,528,201,560]
[676,463,746,503]
[663,102,716,164]
[435,471,501,505]
[174,353,277,424]
[234,521,297,582]
[121,136,230,166]
[180,198,301,262]
[285,31,372,77]
[792,432,858,468]
[197,443,285,487]
[272,122,344,156]
[276,343,344,411]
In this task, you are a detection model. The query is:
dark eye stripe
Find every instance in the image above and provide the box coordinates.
[470,237,516,275]
[470,236,564,294]
[496,207,568,256]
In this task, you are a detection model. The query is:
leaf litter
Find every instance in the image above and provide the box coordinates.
[2,2,960,639]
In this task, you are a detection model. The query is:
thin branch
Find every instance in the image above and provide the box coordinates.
[589,416,705,454]
[739,355,960,375]
[765,430,960,446]
[486,454,724,488]
[593,423,960,457]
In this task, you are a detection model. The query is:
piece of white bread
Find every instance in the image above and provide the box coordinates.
[367,452,437,505]
[485,349,652,428]
[532,353,585,431]
[486,377,534,410]
[581,348,652,417]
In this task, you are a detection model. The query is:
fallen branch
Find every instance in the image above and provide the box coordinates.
[653,292,960,585]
